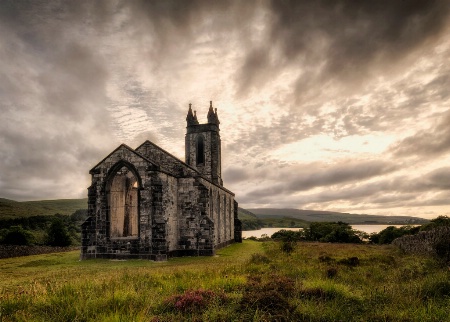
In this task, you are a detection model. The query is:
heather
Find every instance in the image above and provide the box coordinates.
[1,240,449,321]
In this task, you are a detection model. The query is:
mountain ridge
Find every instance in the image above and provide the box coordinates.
[0,198,429,225]
[247,208,429,224]
[0,198,88,218]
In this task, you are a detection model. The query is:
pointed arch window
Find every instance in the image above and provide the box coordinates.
[107,166,139,238]
[196,135,205,165]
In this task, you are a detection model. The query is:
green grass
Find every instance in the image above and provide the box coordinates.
[1,241,449,321]
[0,198,88,219]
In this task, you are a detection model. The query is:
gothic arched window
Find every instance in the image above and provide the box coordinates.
[196,135,205,165]
[107,166,139,238]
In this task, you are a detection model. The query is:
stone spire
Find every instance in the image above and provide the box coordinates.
[214,108,220,125]
[207,101,220,125]
[186,103,199,126]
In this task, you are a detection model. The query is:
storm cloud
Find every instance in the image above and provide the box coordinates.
[244,159,398,199]
[389,110,450,157]
[237,0,450,101]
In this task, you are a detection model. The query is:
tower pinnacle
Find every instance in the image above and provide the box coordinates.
[207,101,220,125]
[186,103,199,126]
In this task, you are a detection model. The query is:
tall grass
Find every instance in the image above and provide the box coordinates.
[1,241,449,321]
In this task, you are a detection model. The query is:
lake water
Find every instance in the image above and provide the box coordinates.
[242,224,409,239]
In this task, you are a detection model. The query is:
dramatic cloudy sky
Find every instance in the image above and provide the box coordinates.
[1,0,450,219]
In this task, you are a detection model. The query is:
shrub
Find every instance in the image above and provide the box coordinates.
[370,225,420,244]
[421,215,450,231]
[326,267,338,279]
[303,222,363,243]
[338,257,360,267]
[240,274,297,318]
[45,219,72,247]
[271,229,303,255]
[0,226,35,245]
[258,234,272,241]
[163,289,227,313]
[271,229,304,241]
[280,240,295,255]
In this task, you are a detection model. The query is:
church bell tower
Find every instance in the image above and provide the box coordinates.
[185,101,222,186]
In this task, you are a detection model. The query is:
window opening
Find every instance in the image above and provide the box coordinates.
[108,166,139,238]
[196,135,205,165]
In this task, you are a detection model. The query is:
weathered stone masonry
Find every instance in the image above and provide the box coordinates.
[81,102,242,260]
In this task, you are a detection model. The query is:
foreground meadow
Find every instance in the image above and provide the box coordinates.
[0,241,449,321]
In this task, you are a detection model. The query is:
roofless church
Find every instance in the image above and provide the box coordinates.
[81,102,242,260]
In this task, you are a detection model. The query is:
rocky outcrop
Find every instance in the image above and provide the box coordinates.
[392,227,450,261]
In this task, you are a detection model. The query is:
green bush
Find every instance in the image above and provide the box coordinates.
[0,226,35,245]
[303,222,363,243]
[45,219,72,247]
[271,229,304,241]
[369,225,420,244]
[421,215,450,231]
[280,240,295,255]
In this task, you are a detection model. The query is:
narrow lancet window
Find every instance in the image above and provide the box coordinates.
[196,135,205,165]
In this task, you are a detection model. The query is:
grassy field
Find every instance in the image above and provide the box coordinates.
[1,241,449,321]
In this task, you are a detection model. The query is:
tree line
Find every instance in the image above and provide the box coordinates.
[252,216,450,245]
[0,209,87,247]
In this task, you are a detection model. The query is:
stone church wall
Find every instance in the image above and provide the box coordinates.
[175,178,214,256]
[83,145,155,260]
[136,141,198,178]
[156,172,178,253]
[197,178,235,249]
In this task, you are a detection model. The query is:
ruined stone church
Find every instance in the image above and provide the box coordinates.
[81,102,242,260]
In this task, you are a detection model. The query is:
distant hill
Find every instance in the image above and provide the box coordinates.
[247,208,429,225]
[0,197,429,226]
[237,207,309,230]
[237,208,258,220]
[0,198,88,219]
